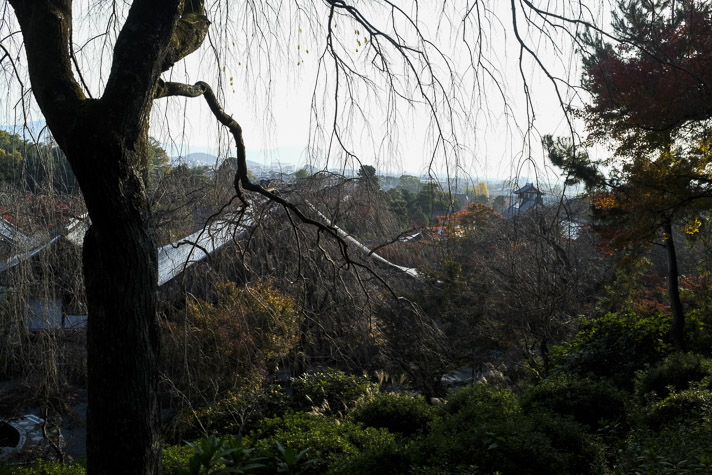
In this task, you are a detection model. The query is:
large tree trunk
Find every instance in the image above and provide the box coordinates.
[663,221,687,352]
[73,129,161,474]
[9,1,189,473]
[84,223,160,473]
[45,100,162,472]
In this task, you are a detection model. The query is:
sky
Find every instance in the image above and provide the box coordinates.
[180,2,610,186]
[154,2,585,181]
[1,1,612,186]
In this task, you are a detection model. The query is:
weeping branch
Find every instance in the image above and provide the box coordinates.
[156,80,417,298]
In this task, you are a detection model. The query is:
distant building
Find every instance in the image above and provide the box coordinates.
[502,183,543,218]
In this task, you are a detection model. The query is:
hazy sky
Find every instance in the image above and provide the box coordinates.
[2,2,611,184]
[155,2,590,183]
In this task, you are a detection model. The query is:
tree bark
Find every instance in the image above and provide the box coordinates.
[9,1,191,473]
[663,221,687,352]
[74,120,161,474]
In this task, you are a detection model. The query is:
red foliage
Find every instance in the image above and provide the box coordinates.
[585,4,712,139]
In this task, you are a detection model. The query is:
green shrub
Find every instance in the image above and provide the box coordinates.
[634,352,712,403]
[687,308,712,357]
[172,434,272,475]
[442,383,520,419]
[268,441,318,475]
[162,444,194,475]
[616,419,712,474]
[409,466,480,474]
[349,392,435,437]
[166,385,291,443]
[642,388,712,430]
[521,375,628,430]
[413,384,602,474]
[11,460,87,475]
[329,437,411,475]
[290,370,377,415]
[525,412,606,475]
[169,434,327,475]
[551,311,673,390]
[250,411,396,474]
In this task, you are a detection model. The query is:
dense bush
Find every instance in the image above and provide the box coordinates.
[170,434,273,475]
[525,411,606,475]
[634,352,712,403]
[10,460,87,475]
[349,392,435,436]
[521,374,628,430]
[641,388,712,430]
[162,279,302,397]
[687,308,712,357]
[413,384,602,474]
[166,434,328,475]
[249,411,395,474]
[162,444,195,475]
[551,311,673,389]
[329,437,412,475]
[615,419,712,474]
[290,369,377,415]
[166,385,291,443]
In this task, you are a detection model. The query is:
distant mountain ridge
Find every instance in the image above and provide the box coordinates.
[174,152,219,166]
[171,152,265,170]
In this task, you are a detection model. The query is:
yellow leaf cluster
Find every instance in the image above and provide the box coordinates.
[592,193,618,210]
[684,216,703,236]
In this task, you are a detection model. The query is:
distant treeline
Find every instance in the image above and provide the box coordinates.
[0,130,78,193]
